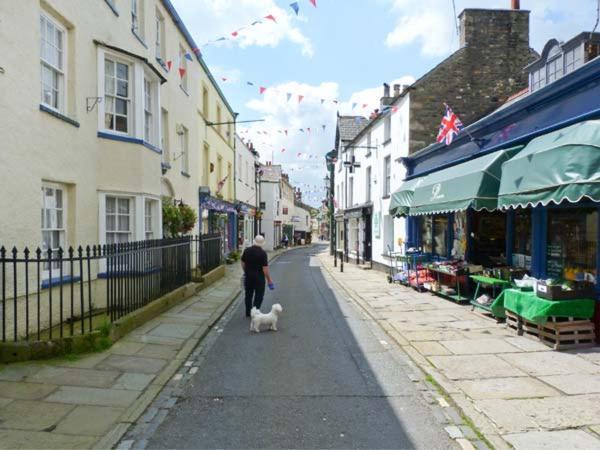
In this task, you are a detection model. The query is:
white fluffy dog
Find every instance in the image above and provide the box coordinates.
[250,304,283,333]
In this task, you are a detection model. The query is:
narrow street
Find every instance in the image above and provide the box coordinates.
[134,245,456,449]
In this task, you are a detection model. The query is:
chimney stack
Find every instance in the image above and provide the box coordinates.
[383,83,390,97]
[393,84,401,96]
[380,82,393,108]
[511,0,520,9]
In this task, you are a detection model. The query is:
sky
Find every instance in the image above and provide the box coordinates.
[170,0,597,206]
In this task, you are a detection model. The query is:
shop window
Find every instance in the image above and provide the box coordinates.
[512,210,532,269]
[433,216,448,258]
[470,211,506,266]
[547,208,597,282]
[420,217,433,254]
[452,211,467,260]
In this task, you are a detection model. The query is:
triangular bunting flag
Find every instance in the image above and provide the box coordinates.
[259,87,267,94]
[247,81,254,86]
[322,124,326,131]
[251,20,262,25]
[264,14,277,23]
[284,130,288,135]
[221,77,228,81]
[298,95,304,103]
[333,100,338,104]
[299,129,304,133]
[297,152,302,157]
[216,37,227,42]
[320,99,325,105]
[184,53,193,61]
[309,0,317,7]
[362,103,368,109]
[290,2,300,15]
[281,148,286,153]
[286,93,292,102]
[352,103,357,110]
[307,127,311,133]
[166,60,173,71]
[178,67,186,79]
[392,106,399,113]
[232,31,239,37]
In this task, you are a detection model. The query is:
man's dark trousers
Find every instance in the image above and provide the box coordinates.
[244,273,265,315]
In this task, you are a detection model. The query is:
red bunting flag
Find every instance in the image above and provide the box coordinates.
[264,14,277,23]
[166,60,173,71]
[231,31,239,37]
[281,148,286,153]
[284,130,288,135]
[307,127,311,133]
[297,152,302,157]
[310,0,317,7]
[362,103,368,109]
[221,77,228,81]
[178,68,186,79]
[298,95,304,103]
[392,106,399,113]
[259,87,267,94]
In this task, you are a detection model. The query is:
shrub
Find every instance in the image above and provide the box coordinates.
[162,197,197,237]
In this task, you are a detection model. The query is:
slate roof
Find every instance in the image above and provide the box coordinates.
[337,116,370,143]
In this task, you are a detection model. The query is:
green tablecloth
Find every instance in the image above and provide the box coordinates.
[470,275,511,286]
[491,288,596,324]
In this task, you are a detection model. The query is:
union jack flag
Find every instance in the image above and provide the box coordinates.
[437,104,464,145]
[216,175,228,194]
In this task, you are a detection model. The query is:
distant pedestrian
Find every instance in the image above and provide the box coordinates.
[241,235,274,317]
[282,234,289,248]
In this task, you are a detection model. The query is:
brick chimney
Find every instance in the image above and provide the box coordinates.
[380,82,393,108]
[511,0,520,9]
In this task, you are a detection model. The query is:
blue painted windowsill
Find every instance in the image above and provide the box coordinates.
[181,171,191,178]
[132,30,148,48]
[40,104,80,128]
[97,132,162,154]
[42,275,82,290]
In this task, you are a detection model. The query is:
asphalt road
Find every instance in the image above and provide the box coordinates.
[147,245,455,449]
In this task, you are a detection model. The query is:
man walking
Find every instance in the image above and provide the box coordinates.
[241,235,274,317]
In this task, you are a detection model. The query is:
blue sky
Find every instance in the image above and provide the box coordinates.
[171,0,596,205]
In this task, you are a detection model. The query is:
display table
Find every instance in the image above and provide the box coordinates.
[491,289,596,324]
[426,265,469,302]
[470,275,511,313]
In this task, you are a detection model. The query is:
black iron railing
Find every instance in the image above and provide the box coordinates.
[0,237,193,343]
[194,233,223,275]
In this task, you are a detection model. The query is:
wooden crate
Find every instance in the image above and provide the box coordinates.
[506,311,596,350]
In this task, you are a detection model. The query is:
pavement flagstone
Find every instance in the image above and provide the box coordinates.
[318,250,600,449]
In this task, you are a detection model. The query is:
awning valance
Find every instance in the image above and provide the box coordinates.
[409,146,522,216]
[389,177,425,217]
[498,121,600,209]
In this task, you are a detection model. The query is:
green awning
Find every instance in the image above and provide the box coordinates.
[498,121,600,209]
[389,177,424,217]
[409,146,522,216]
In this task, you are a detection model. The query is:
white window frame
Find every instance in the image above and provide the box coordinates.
[179,125,189,174]
[144,198,157,240]
[105,195,134,244]
[155,9,165,61]
[383,155,391,197]
[384,115,391,143]
[131,0,143,38]
[161,108,169,164]
[41,182,67,279]
[40,14,66,113]
[179,45,188,92]
[366,166,372,203]
[103,56,132,135]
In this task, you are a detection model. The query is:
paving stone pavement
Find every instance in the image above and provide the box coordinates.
[318,251,600,450]
[0,251,292,449]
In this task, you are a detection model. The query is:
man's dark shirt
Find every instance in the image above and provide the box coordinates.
[241,246,268,276]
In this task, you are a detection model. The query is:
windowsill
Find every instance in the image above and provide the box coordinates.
[97,131,162,154]
[366,152,371,157]
[104,0,119,16]
[383,138,392,146]
[39,104,80,128]
[42,275,82,290]
[382,195,391,200]
[131,29,147,48]
[161,162,172,170]
[180,85,189,96]
[181,171,191,178]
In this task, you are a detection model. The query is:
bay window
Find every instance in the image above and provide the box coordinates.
[104,58,130,133]
[40,14,65,112]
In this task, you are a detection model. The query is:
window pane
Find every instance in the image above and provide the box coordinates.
[117,63,128,80]
[118,198,129,213]
[106,197,116,213]
[105,113,114,130]
[105,76,115,95]
[117,80,128,97]
[105,59,114,76]
[106,214,116,231]
[52,230,61,249]
[42,231,51,250]
[56,210,63,229]
[118,215,129,231]
[115,116,128,132]
[115,98,127,115]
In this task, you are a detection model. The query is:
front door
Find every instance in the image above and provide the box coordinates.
[364,214,372,262]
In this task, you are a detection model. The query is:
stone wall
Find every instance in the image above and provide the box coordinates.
[409,9,537,154]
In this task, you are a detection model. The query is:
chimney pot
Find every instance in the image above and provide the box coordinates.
[393,84,401,96]
[511,0,520,9]
[383,83,390,97]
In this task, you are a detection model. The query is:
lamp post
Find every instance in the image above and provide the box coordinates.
[325,149,337,256]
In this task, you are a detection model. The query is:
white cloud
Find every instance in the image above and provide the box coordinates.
[170,0,314,57]
[385,0,597,57]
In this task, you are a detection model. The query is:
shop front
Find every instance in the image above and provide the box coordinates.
[199,194,238,256]
[343,203,373,265]
[236,203,256,248]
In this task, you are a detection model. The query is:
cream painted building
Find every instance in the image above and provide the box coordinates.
[0,0,235,259]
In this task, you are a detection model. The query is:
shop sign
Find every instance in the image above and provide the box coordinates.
[373,212,381,239]
[430,183,445,201]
